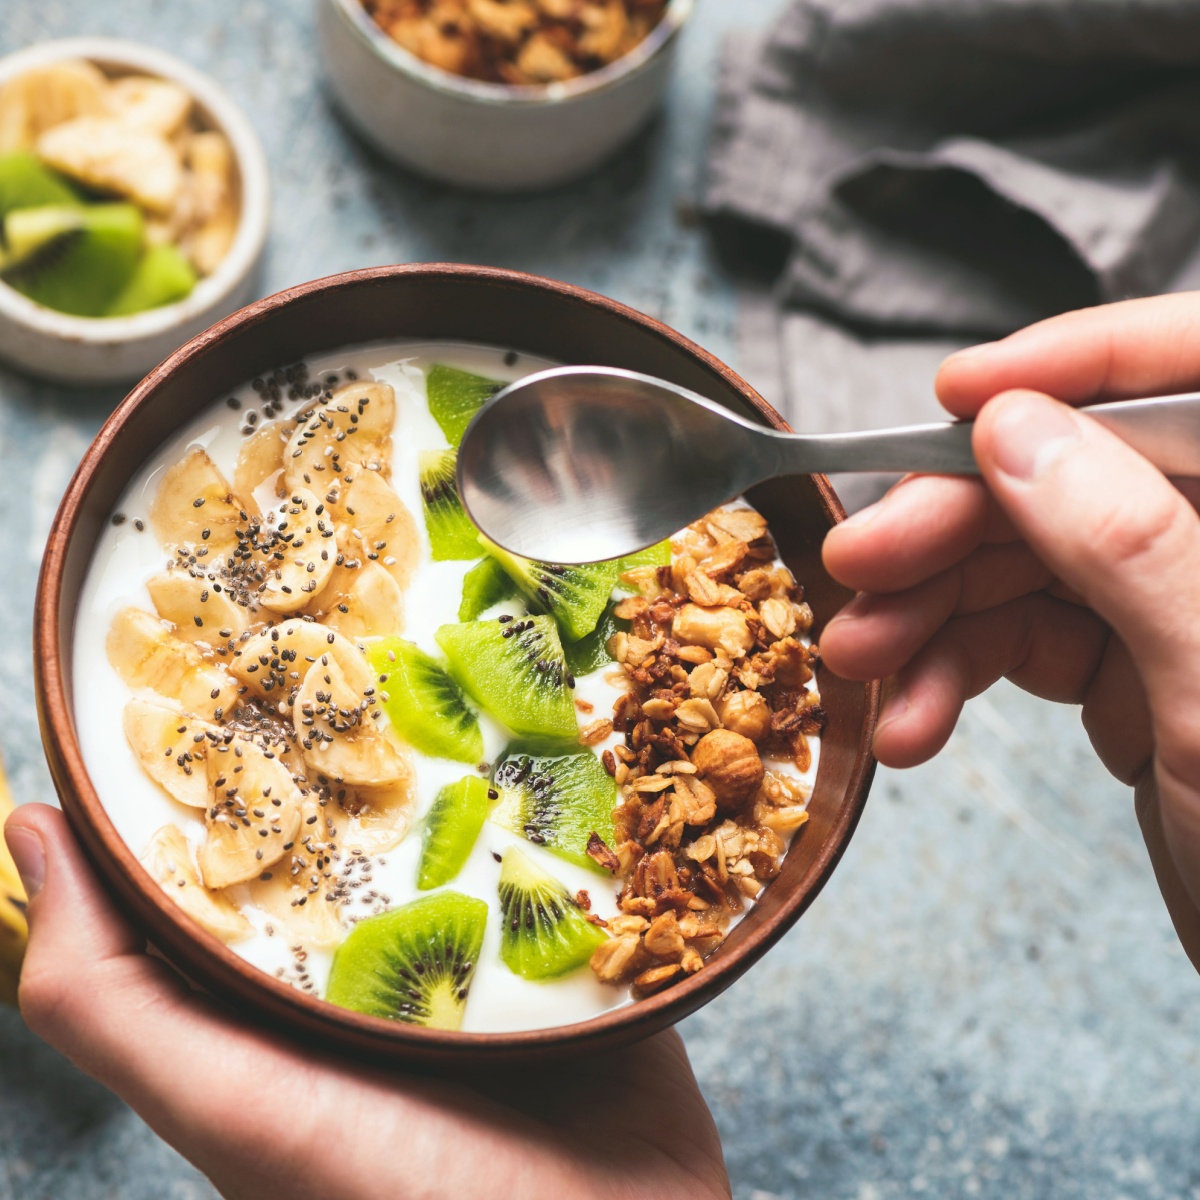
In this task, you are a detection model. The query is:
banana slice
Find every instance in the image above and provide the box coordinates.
[142,825,252,944]
[283,382,395,496]
[107,607,239,719]
[294,655,411,787]
[0,60,109,153]
[333,470,419,589]
[183,130,238,276]
[0,754,27,1007]
[150,446,247,558]
[123,698,222,808]
[146,568,255,646]
[234,423,289,516]
[307,562,404,641]
[230,618,374,703]
[198,735,304,888]
[342,778,416,855]
[257,489,337,615]
[105,75,193,138]
[37,116,182,214]
[247,796,347,948]
[145,187,197,247]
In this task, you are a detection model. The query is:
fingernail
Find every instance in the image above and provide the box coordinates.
[988,393,1080,481]
[6,828,45,901]
[839,502,881,529]
[943,340,998,365]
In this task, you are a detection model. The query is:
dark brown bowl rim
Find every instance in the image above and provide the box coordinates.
[35,263,878,1060]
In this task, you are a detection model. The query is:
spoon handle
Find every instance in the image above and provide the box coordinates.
[772,392,1200,477]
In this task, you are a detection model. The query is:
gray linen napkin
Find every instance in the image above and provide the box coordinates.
[706,0,1200,508]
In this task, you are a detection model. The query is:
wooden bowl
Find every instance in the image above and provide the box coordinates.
[34,264,878,1066]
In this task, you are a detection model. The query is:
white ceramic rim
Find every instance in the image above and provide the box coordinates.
[0,38,270,349]
[329,0,695,106]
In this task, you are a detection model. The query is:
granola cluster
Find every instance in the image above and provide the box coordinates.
[361,0,670,85]
[588,506,825,996]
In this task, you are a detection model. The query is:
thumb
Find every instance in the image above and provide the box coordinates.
[2,805,308,1159]
[974,390,1200,903]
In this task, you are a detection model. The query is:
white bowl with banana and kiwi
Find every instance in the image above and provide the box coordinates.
[37,266,878,1064]
[0,38,268,385]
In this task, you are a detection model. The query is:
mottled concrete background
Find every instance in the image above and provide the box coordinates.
[2,3,1197,1198]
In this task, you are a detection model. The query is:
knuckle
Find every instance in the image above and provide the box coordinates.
[18,961,79,1042]
[1086,490,1187,573]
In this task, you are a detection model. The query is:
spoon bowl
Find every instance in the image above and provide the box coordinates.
[457,366,767,562]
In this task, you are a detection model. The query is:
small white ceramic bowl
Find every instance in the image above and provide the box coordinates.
[0,38,270,386]
[317,0,693,191]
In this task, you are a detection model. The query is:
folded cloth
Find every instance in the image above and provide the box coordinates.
[707,0,1200,510]
[707,0,1200,338]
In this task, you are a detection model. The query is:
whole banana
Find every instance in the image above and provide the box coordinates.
[0,757,28,1008]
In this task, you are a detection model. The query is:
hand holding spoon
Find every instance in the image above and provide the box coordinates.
[457,365,1200,564]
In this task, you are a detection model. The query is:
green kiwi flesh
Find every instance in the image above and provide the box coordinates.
[420,449,481,561]
[481,535,617,642]
[563,600,630,678]
[325,891,487,1029]
[616,539,671,573]
[458,556,517,621]
[492,746,617,872]
[436,614,577,741]
[498,846,608,980]
[426,363,502,447]
[2,203,143,316]
[417,776,491,890]
[105,242,196,316]
[5,204,91,262]
[0,153,79,221]
[368,636,483,764]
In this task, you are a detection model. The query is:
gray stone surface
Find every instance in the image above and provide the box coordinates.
[1,3,1197,1199]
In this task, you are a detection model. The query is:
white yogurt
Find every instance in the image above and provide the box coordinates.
[72,340,819,1033]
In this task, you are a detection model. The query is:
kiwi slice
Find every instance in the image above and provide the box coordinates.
[0,153,79,220]
[563,600,629,678]
[492,746,617,872]
[106,243,196,316]
[458,555,518,621]
[436,614,577,741]
[420,449,481,561]
[498,846,608,980]
[325,891,487,1029]
[368,636,483,764]
[426,363,502,447]
[2,203,143,316]
[418,775,491,889]
[616,539,672,573]
[482,535,617,642]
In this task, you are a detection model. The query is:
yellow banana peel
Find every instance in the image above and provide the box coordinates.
[0,755,27,1008]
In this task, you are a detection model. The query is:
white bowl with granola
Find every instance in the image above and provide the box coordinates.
[0,38,269,384]
[316,0,693,190]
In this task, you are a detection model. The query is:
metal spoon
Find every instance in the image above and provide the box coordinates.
[457,364,1200,564]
